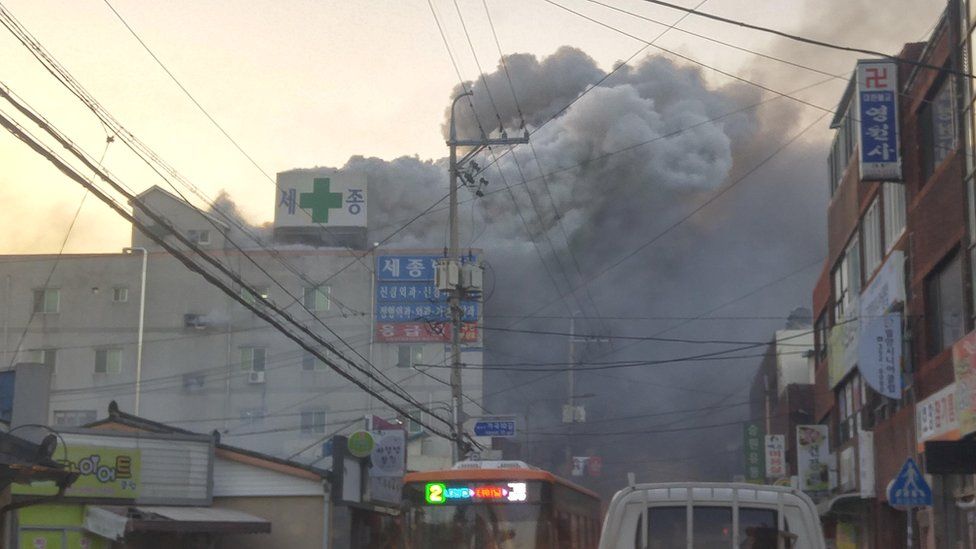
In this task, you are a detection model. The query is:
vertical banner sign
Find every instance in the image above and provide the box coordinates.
[915,383,960,451]
[953,330,976,436]
[797,425,830,493]
[743,422,765,483]
[858,251,905,398]
[858,430,875,498]
[764,434,786,479]
[369,430,405,478]
[374,254,480,343]
[857,60,902,181]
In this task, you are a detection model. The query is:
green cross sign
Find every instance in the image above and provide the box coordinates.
[299,178,343,223]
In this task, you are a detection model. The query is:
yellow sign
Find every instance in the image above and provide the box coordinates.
[15,446,140,499]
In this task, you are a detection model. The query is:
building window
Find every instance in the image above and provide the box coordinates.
[815,313,828,362]
[921,76,957,181]
[301,409,327,434]
[94,348,122,374]
[240,347,266,372]
[32,288,59,313]
[926,252,965,357]
[828,106,856,196]
[302,348,332,371]
[112,286,128,303]
[397,345,422,368]
[53,410,96,427]
[27,348,57,371]
[883,183,906,252]
[240,408,265,426]
[862,198,882,278]
[837,374,865,445]
[303,286,331,312]
[241,285,269,306]
[832,239,861,322]
[187,229,211,245]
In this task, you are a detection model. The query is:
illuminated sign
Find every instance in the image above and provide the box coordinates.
[425,482,528,504]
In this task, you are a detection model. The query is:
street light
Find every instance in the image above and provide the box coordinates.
[123,247,147,415]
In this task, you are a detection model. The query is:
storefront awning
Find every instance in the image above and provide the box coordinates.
[84,505,270,540]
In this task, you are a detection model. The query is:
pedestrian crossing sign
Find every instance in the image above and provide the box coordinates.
[887,457,932,508]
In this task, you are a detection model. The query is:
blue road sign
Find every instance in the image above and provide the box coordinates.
[887,457,932,508]
[473,419,517,438]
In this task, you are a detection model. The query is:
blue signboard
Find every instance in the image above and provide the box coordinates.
[887,458,932,508]
[473,419,517,438]
[376,302,479,323]
[376,282,446,303]
[375,253,481,343]
[857,60,902,181]
[377,255,440,281]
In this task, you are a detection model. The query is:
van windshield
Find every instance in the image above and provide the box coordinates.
[635,506,794,549]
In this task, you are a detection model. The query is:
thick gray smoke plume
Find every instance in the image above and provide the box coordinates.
[219,46,826,493]
[333,47,825,493]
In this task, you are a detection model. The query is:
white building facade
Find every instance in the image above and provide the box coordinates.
[0,171,484,467]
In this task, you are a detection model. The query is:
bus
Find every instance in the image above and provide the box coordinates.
[402,460,602,548]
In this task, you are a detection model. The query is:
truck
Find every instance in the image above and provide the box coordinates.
[598,481,826,549]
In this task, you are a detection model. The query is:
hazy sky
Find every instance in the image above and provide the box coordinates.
[0,0,945,254]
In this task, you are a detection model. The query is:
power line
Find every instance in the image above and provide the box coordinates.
[635,0,972,79]
[479,325,815,346]
[0,98,457,443]
[0,3,429,415]
[502,110,828,329]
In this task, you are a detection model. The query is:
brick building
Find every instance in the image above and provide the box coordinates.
[810,1,976,547]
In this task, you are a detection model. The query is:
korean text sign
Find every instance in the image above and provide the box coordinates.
[857,60,902,181]
[797,425,830,493]
[954,330,976,436]
[765,434,786,479]
[743,422,765,484]
[374,254,481,343]
[14,446,141,499]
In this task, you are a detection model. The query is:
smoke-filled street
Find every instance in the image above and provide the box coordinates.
[0,1,966,548]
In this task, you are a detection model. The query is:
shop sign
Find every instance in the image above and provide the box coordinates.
[953,330,976,436]
[764,434,786,479]
[274,172,367,227]
[347,431,375,458]
[797,425,830,493]
[370,430,405,478]
[858,430,875,498]
[858,251,905,397]
[15,446,141,499]
[856,60,902,181]
[915,383,960,451]
[829,314,859,388]
[743,422,765,484]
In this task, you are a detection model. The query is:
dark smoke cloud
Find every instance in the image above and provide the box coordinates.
[353,47,822,491]
[223,45,827,492]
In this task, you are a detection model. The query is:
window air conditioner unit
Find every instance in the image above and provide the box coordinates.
[248,371,265,384]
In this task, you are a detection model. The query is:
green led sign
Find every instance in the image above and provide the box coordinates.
[425,482,447,504]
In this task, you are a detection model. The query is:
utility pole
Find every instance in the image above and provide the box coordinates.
[445,91,527,462]
[564,312,609,472]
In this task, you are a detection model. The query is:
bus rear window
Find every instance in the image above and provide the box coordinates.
[636,506,793,548]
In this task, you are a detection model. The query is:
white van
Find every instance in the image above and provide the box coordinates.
[598,482,826,549]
